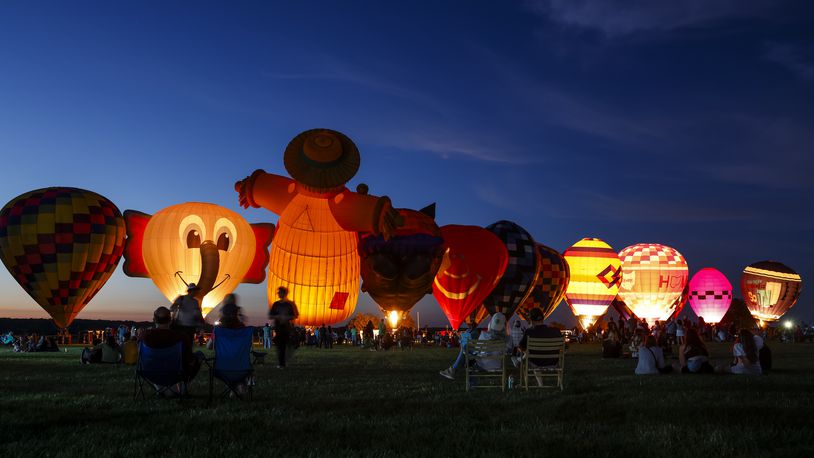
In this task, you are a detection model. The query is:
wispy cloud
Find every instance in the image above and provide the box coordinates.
[764,42,814,80]
[526,0,773,37]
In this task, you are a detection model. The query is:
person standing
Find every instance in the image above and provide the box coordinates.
[171,283,205,349]
[326,325,334,349]
[269,286,299,368]
[378,318,387,350]
[262,323,272,349]
[318,324,327,349]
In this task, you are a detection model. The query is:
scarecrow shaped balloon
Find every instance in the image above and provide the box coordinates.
[0,187,126,329]
[123,202,274,320]
[359,204,445,326]
[235,129,403,326]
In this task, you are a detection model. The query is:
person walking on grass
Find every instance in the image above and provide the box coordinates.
[262,323,272,349]
[269,286,299,368]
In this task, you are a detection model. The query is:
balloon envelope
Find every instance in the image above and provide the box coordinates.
[481,221,540,318]
[688,268,732,324]
[517,243,569,321]
[741,261,802,323]
[618,243,688,324]
[563,237,621,329]
[360,207,445,317]
[0,187,126,328]
[432,225,507,329]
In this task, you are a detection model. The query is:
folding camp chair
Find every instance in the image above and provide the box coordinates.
[464,340,508,392]
[207,326,255,401]
[133,341,187,400]
[521,336,565,391]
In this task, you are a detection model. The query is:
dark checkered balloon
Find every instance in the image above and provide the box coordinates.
[0,187,126,328]
[517,243,569,321]
[481,220,540,318]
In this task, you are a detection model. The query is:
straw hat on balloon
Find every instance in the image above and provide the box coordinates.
[284,128,361,190]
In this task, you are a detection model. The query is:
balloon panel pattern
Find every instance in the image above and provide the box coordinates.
[618,243,688,323]
[517,243,569,321]
[481,220,539,318]
[0,187,125,328]
[563,237,621,328]
[688,268,732,324]
[741,261,802,322]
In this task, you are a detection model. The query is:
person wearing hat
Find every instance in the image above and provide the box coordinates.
[515,307,562,369]
[269,286,299,368]
[171,283,205,348]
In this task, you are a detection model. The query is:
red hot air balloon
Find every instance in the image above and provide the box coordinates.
[0,187,126,328]
[432,225,508,330]
[741,261,803,323]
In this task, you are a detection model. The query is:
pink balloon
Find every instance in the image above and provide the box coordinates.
[688,268,732,324]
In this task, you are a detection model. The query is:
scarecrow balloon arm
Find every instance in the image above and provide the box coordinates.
[329,190,404,239]
[235,169,296,214]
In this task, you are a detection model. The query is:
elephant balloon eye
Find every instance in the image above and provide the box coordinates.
[217,232,230,252]
[187,230,201,249]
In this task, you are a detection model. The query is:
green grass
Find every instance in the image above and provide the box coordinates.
[1,342,813,457]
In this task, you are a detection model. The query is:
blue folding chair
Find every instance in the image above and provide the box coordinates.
[133,341,186,400]
[208,326,255,401]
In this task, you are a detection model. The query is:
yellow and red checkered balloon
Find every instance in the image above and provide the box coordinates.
[0,188,126,328]
[618,243,688,324]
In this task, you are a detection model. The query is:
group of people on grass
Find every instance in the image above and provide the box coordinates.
[438,307,561,387]
[2,331,60,353]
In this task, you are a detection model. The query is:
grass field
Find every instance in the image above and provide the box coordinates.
[1,342,813,457]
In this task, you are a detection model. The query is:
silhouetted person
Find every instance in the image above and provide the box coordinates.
[269,286,299,368]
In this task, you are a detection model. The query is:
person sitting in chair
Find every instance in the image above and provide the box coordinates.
[141,306,204,382]
[514,308,562,368]
[472,313,511,372]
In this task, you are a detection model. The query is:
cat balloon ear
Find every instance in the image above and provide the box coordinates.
[122,210,152,278]
[242,223,275,284]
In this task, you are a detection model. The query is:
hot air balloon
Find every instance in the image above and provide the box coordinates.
[670,284,689,319]
[359,205,445,326]
[517,243,569,321]
[563,237,621,329]
[610,295,636,321]
[688,268,732,324]
[432,225,508,329]
[235,129,403,326]
[741,261,803,323]
[122,202,274,320]
[618,243,688,324]
[481,221,540,319]
[0,187,126,328]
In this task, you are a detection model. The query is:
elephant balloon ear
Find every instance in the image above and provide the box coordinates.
[243,223,275,284]
[122,210,152,278]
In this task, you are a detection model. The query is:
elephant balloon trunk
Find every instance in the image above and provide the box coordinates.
[194,241,220,301]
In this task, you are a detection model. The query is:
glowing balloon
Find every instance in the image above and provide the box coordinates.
[618,243,688,324]
[610,295,636,320]
[481,221,540,319]
[432,225,508,329]
[360,205,445,319]
[563,237,621,329]
[741,261,802,323]
[0,187,126,328]
[123,203,274,320]
[235,129,403,326]
[670,284,689,319]
[517,243,570,321]
[688,268,732,324]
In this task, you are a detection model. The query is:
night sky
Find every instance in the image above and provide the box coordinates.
[0,1,812,327]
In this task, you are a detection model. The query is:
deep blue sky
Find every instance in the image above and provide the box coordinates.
[0,1,812,326]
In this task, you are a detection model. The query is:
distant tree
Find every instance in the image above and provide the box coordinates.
[346,312,380,331]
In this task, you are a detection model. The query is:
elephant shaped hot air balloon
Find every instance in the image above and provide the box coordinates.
[480,221,540,319]
[359,205,445,325]
[741,261,802,323]
[122,202,274,320]
[432,225,508,329]
[0,187,126,328]
[563,237,621,329]
[618,243,688,324]
[688,268,732,324]
[234,129,403,326]
[516,243,570,321]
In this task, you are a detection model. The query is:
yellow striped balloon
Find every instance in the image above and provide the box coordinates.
[563,237,621,329]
